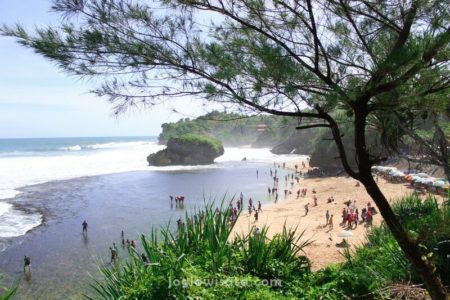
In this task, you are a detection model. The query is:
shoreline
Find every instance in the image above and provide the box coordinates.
[232,160,444,270]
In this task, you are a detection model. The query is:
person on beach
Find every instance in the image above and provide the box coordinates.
[121,230,124,238]
[284,189,288,197]
[342,208,348,225]
[313,195,318,206]
[268,187,271,194]
[82,220,88,234]
[254,210,259,222]
[275,193,279,202]
[249,198,253,208]
[347,213,353,229]
[297,189,300,199]
[24,256,31,272]
[169,195,173,202]
[366,209,373,225]
[325,210,330,225]
[304,203,309,216]
[354,211,359,228]
[258,201,262,212]
[329,214,334,229]
[256,170,258,178]
[121,238,125,247]
[361,207,367,222]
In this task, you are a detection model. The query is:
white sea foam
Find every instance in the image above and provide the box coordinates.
[0,140,163,239]
[0,141,164,201]
[0,202,12,217]
[86,141,149,149]
[0,206,42,238]
[216,147,307,164]
[59,145,82,151]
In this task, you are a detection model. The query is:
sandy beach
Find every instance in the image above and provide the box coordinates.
[233,160,442,271]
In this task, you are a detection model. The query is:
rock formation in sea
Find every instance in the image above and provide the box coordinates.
[147,134,224,166]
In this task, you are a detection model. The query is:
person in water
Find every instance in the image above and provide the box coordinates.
[82,220,88,234]
[110,247,117,263]
[141,253,149,266]
[24,255,31,272]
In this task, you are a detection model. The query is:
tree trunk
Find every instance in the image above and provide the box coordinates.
[360,173,447,299]
[351,105,447,299]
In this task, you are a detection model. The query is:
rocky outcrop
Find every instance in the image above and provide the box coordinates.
[147,134,224,166]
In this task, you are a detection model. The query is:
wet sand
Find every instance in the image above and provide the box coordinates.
[233,161,444,270]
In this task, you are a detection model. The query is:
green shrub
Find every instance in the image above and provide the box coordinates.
[88,193,450,299]
[88,201,312,299]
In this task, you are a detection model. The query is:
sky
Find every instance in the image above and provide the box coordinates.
[0,0,209,138]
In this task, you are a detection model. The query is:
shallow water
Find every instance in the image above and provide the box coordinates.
[0,161,294,299]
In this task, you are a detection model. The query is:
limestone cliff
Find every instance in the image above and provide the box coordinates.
[147,134,224,166]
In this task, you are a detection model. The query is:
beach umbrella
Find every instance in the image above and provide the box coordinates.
[392,171,405,177]
[405,174,417,181]
[412,176,423,182]
[338,230,354,238]
[388,169,400,176]
[422,178,436,186]
[416,173,429,178]
[433,179,449,187]
[433,181,448,188]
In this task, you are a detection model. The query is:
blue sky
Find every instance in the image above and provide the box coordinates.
[0,0,208,138]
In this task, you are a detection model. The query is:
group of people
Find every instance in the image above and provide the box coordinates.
[169,195,185,207]
[297,188,308,198]
[340,201,376,229]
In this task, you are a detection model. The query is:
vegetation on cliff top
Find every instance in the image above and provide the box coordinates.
[171,134,224,154]
[158,111,297,147]
[147,133,225,166]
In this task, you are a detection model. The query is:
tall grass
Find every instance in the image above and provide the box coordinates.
[0,276,16,300]
[88,200,312,299]
[236,225,311,281]
[87,193,450,299]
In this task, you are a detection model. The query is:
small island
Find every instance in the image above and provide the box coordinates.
[147,134,225,166]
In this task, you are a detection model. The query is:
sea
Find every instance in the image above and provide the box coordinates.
[0,136,306,299]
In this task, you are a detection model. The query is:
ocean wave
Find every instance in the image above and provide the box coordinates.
[0,202,12,217]
[0,206,42,238]
[59,145,82,151]
[86,141,152,150]
[0,189,21,201]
